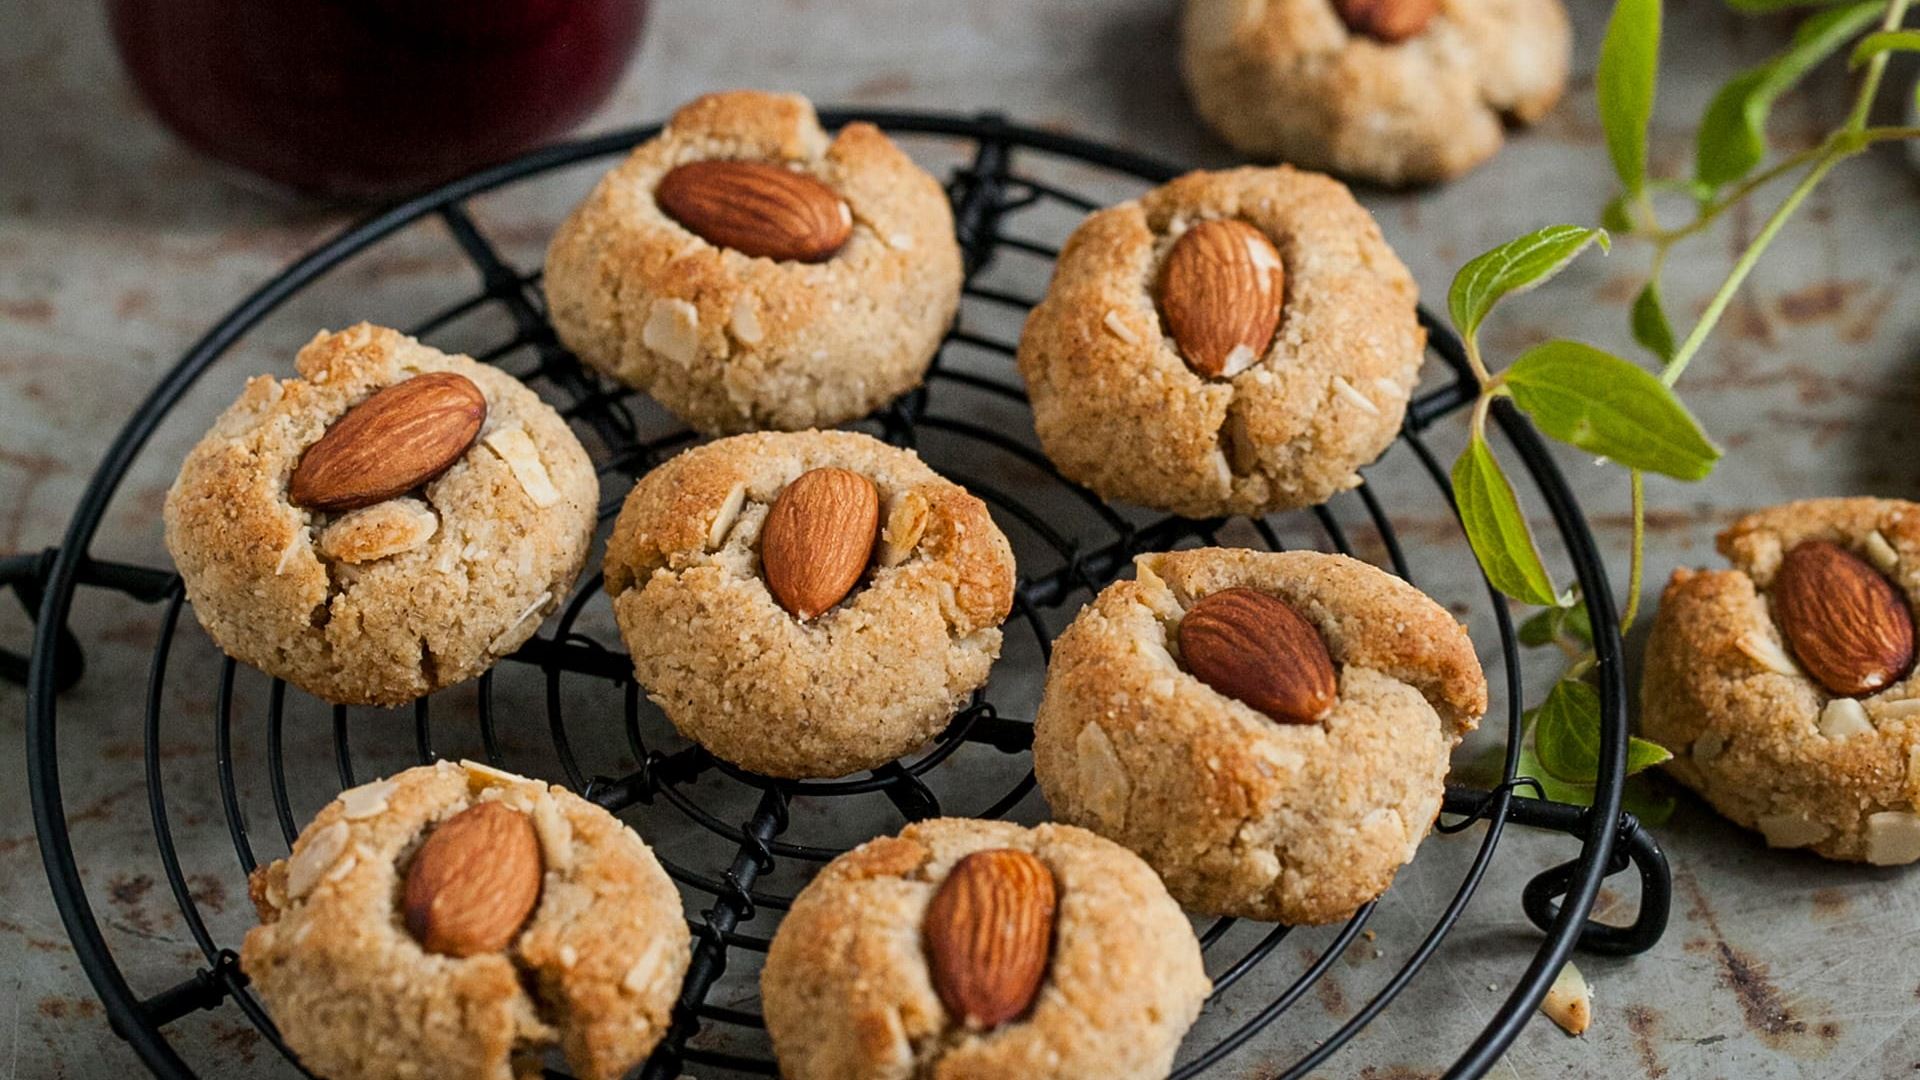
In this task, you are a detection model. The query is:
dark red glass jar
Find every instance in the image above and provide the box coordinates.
[109,0,646,200]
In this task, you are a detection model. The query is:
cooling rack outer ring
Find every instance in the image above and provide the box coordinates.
[22,110,1660,1080]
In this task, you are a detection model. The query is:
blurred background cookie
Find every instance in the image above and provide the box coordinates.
[1017,166,1424,519]
[760,818,1209,1079]
[603,430,1015,778]
[1033,548,1485,923]
[545,90,964,434]
[1642,497,1920,864]
[163,323,597,706]
[241,760,689,1080]
[1181,0,1569,185]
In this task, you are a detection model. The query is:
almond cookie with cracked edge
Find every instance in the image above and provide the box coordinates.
[1015,166,1424,520]
[241,760,690,1080]
[1181,0,1570,186]
[603,430,1015,778]
[163,324,597,706]
[1642,497,1920,864]
[761,818,1210,1080]
[1033,548,1486,923]
[544,90,962,435]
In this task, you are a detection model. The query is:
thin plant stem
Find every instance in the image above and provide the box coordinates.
[1621,470,1646,633]
[1846,0,1913,131]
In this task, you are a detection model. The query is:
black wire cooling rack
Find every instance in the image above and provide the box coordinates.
[14,111,1671,1080]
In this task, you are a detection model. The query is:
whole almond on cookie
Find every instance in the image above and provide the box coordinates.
[923,849,1057,1029]
[761,467,880,620]
[403,801,542,957]
[656,160,852,263]
[1157,219,1284,379]
[1178,587,1337,724]
[1772,540,1915,697]
[1334,0,1440,43]
[288,372,487,512]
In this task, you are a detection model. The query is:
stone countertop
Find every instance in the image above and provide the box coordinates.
[5,1,1920,1078]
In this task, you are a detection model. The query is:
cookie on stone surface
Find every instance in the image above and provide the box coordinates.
[1016,166,1424,519]
[760,817,1210,1080]
[1642,497,1920,864]
[163,323,597,707]
[544,90,963,435]
[1033,548,1486,924]
[1181,0,1570,186]
[241,760,690,1080]
[603,430,1015,779]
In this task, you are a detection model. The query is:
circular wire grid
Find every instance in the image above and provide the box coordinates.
[24,111,1667,1080]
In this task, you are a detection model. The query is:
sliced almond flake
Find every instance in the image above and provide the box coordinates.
[1541,962,1591,1036]
[1737,632,1801,678]
[1882,698,1920,719]
[729,296,765,345]
[482,426,562,508]
[490,591,553,653]
[461,759,536,790]
[319,499,439,564]
[887,231,914,251]
[1332,375,1380,415]
[1373,376,1402,397]
[1101,309,1139,345]
[1866,811,1920,865]
[532,794,574,873]
[337,779,397,820]
[623,933,670,995]
[1219,343,1259,378]
[286,822,350,900]
[1867,530,1901,574]
[1818,697,1874,740]
[1755,812,1829,849]
[877,489,929,568]
[275,527,311,575]
[641,298,701,366]
[707,484,748,549]
[1073,721,1131,829]
[324,852,358,883]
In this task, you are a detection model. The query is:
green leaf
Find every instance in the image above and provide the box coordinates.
[1598,0,1662,197]
[1725,0,1848,11]
[1850,29,1920,67]
[1452,434,1558,606]
[1515,744,1592,805]
[1534,678,1674,783]
[1631,280,1677,362]
[1600,191,1637,233]
[1516,598,1594,648]
[1503,340,1721,480]
[1695,2,1885,189]
[1448,226,1610,342]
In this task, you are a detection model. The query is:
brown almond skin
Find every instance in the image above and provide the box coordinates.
[760,467,880,620]
[288,372,487,512]
[402,802,542,958]
[1772,540,1916,697]
[1334,0,1440,43]
[656,160,852,263]
[923,849,1057,1030]
[1178,587,1338,724]
[1157,219,1285,379]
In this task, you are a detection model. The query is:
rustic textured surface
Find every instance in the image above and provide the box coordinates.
[6,1,1920,1078]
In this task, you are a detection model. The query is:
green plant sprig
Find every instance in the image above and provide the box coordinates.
[1450,0,1920,820]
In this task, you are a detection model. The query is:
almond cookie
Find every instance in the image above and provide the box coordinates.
[164,323,597,706]
[1016,167,1424,519]
[1033,548,1486,923]
[240,760,690,1080]
[603,430,1015,778]
[761,818,1210,1080]
[1181,0,1570,186]
[1642,498,1920,864]
[544,90,963,434]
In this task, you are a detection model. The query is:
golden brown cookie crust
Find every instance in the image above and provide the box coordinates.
[240,761,690,1080]
[1181,0,1571,185]
[163,324,598,706]
[1642,497,1920,864]
[1016,166,1424,519]
[760,818,1210,1080]
[1033,548,1485,923]
[603,431,1016,778]
[543,90,963,434]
